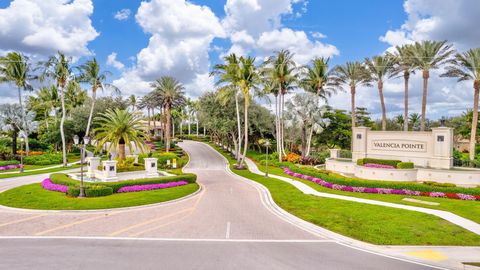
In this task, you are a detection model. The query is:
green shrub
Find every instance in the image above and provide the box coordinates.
[24,153,63,165]
[117,157,135,169]
[138,152,179,168]
[66,185,113,197]
[356,158,402,168]
[423,181,457,188]
[0,160,20,166]
[397,162,414,169]
[117,165,144,173]
[66,186,80,197]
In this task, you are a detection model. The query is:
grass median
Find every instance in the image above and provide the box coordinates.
[210,143,480,246]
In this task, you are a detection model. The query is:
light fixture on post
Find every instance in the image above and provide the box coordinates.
[73,134,89,198]
[264,139,271,177]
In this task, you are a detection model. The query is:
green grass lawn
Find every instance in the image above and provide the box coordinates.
[0,164,81,179]
[0,183,199,210]
[211,143,480,246]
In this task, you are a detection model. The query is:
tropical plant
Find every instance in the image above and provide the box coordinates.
[332,62,371,131]
[0,52,34,152]
[390,44,416,131]
[0,104,38,154]
[409,40,454,131]
[300,57,337,100]
[77,58,119,137]
[442,48,480,160]
[409,113,421,131]
[128,94,137,111]
[94,109,148,160]
[150,76,186,152]
[364,55,396,130]
[394,114,405,130]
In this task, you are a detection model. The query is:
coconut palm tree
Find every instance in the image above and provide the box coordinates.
[409,113,421,131]
[77,58,119,137]
[394,114,405,130]
[94,109,147,160]
[389,44,417,131]
[300,57,338,100]
[65,80,87,115]
[0,52,34,152]
[333,62,371,131]
[238,56,260,165]
[151,76,186,152]
[263,50,298,160]
[409,40,454,131]
[365,55,396,130]
[442,48,480,160]
[40,52,73,166]
[128,94,137,111]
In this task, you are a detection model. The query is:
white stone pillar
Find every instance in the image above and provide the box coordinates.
[352,127,369,162]
[431,127,454,169]
[144,158,159,177]
[329,149,340,159]
[86,157,100,178]
[101,160,118,181]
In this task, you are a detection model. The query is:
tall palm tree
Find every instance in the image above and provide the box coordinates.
[151,76,186,152]
[128,94,137,111]
[365,55,396,130]
[94,109,147,160]
[40,52,72,166]
[65,80,87,115]
[394,114,405,130]
[238,56,260,165]
[0,52,34,152]
[300,57,337,100]
[409,40,454,131]
[333,62,371,131]
[210,54,243,163]
[442,48,480,160]
[390,44,416,131]
[263,50,297,160]
[77,58,119,137]
[409,113,421,131]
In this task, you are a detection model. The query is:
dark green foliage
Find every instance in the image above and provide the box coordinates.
[397,162,415,169]
[0,160,20,166]
[67,185,113,197]
[24,153,63,165]
[423,181,457,188]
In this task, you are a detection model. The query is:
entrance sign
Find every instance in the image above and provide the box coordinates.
[352,127,453,169]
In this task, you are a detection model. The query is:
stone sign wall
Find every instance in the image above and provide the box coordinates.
[352,127,453,169]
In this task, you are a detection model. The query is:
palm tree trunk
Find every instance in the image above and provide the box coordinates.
[85,89,96,137]
[147,108,151,136]
[188,113,191,135]
[196,117,199,136]
[241,101,249,165]
[172,121,175,138]
[152,108,156,136]
[301,123,307,157]
[17,87,29,153]
[470,81,480,160]
[275,94,281,162]
[44,111,49,129]
[280,93,287,156]
[351,86,356,128]
[235,93,242,163]
[378,80,387,131]
[119,143,126,160]
[180,121,183,135]
[60,85,67,166]
[306,126,314,157]
[403,71,410,131]
[166,105,171,153]
[421,70,429,131]
[11,129,17,155]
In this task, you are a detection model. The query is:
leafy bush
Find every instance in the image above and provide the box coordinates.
[0,160,20,166]
[283,152,301,163]
[139,152,179,168]
[299,156,318,165]
[117,157,135,169]
[397,162,414,169]
[67,185,113,197]
[423,181,457,188]
[28,138,50,151]
[311,151,329,164]
[117,165,145,173]
[356,158,402,168]
[24,153,63,165]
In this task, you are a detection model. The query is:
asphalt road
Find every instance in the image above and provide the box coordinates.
[0,141,441,269]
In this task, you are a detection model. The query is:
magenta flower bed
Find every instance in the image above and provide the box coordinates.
[282,168,480,201]
[364,163,395,169]
[41,178,68,193]
[0,164,23,171]
[117,181,189,193]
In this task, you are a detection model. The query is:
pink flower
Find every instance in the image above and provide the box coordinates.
[41,178,68,193]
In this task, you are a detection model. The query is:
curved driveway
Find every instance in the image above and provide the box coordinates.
[0,141,440,269]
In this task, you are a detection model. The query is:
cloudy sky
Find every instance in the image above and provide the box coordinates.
[0,0,479,120]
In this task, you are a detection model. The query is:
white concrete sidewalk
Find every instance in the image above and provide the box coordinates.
[245,158,480,235]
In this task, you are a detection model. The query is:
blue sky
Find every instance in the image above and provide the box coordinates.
[0,0,479,120]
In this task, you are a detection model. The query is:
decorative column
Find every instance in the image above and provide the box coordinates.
[329,149,340,159]
[352,126,369,162]
[144,158,159,177]
[431,127,454,169]
[86,157,100,178]
[101,160,118,181]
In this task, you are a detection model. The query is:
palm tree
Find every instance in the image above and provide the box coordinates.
[394,114,405,130]
[0,52,34,152]
[409,113,421,131]
[40,52,73,166]
[365,55,396,130]
[390,44,416,131]
[211,53,243,163]
[94,109,147,160]
[263,50,298,160]
[409,40,454,131]
[151,76,186,152]
[65,80,87,115]
[78,58,119,137]
[333,62,371,131]
[300,57,337,100]
[442,48,480,160]
[0,104,39,155]
[128,94,137,111]
[238,56,260,165]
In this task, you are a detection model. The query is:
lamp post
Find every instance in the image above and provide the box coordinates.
[264,140,271,177]
[19,135,24,173]
[74,134,90,198]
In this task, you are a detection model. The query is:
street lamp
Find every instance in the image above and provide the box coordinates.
[264,140,271,177]
[73,134,90,198]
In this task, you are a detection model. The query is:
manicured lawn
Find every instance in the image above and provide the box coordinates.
[0,182,199,210]
[211,143,480,246]
[0,164,81,179]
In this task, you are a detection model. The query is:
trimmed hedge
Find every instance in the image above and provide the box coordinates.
[357,158,402,168]
[24,153,63,165]
[423,181,457,188]
[67,185,113,197]
[0,160,20,166]
[397,162,414,169]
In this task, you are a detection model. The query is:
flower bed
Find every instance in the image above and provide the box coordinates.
[41,178,68,193]
[0,164,23,171]
[283,167,480,201]
[364,163,395,169]
[117,181,189,193]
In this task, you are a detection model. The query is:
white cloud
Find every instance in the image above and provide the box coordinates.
[0,0,98,57]
[106,52,125,70]
[114,8,131,21]
[113,0,224,97]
